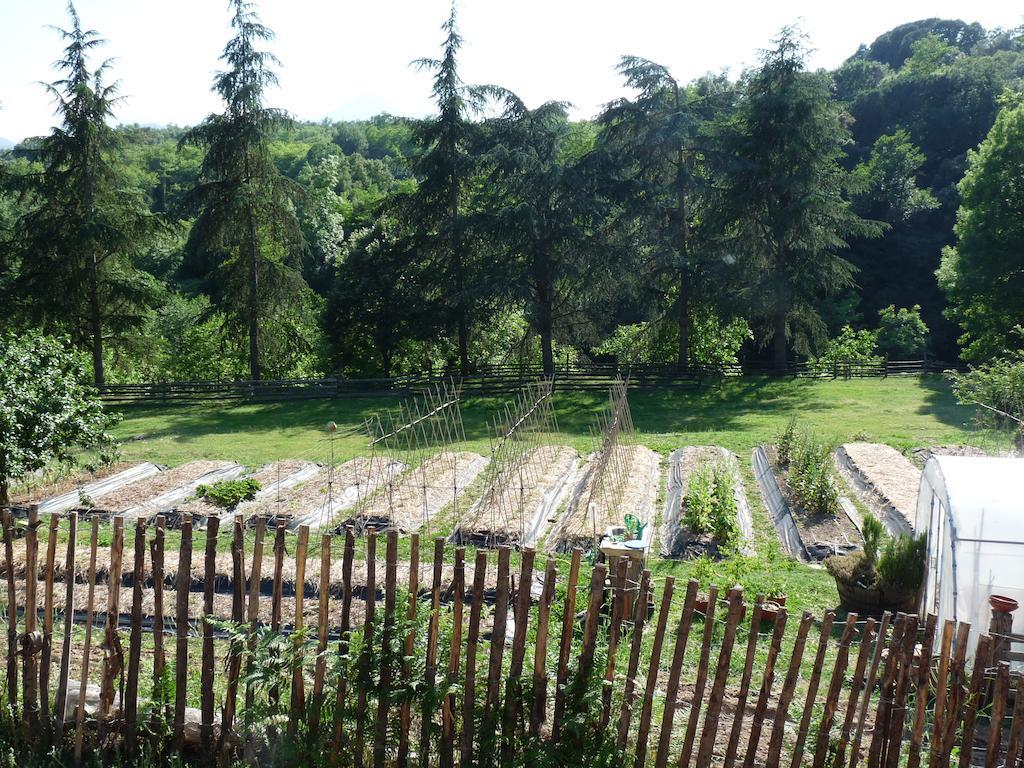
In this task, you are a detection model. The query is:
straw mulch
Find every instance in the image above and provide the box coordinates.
[839,443,921,529]
[555,444,661,550]
[348,451,488,532]
[173,460,314,519]
[82,461,235,515]
[10,462,139,505]
[456,445,578,547]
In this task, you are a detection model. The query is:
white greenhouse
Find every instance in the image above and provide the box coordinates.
[915,455,1024,658]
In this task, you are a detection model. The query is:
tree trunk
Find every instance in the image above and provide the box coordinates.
[247,208,261,382]
[773,312,788,373]
[676,279,690,371]
[88,253,105,387]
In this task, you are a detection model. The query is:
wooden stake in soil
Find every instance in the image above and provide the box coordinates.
[22,505,39,730]
[373,530,399,768]
[832,616,879,768]
[552,548,582,742]
[695,587,746,768]
[269,520,286,711]
[846,612,892,768]
[289,524,310,738]
[485,546,511,716]
[440,546,465,768]
[742,607,789,768]
[461,549,488,767]
[810,613,860,768]
[40,513,59,733]
[54,511,77,742]
[244,517,265,714]
[939,622,971,761]
[905,613,938,768]
[396,533,418,768]
[200,516,220,753]
[866,613,908,768]
[653,579,699,768]
[985,662,1010,768]
[355,528,377,768]
[174,514,193,750]
[73,517,100,767]
[616,568,652,751]
[529,556,558,738]
[418,536,443,767]
[633,576,675,768]
[1003,674,1024,768]
[956,633,991,768]
[764,611,816,768]
[882,614,919,768]
[3,510,18,721]
[600,557,628,730]
[502,547,536,762]
[124,519,146,746]
[789,610,837,767]
[678,584,721,768]
[332,526,355,755]
[576,562,608,692]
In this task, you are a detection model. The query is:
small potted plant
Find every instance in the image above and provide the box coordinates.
[691,554,715,615]
[759,573,787,624]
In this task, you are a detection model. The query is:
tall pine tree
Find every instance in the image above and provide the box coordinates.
[4,2,162,385]
[719,29,880,370]
[180,0,307,381]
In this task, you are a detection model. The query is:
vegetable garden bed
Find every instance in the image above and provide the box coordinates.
[835,443,920,535]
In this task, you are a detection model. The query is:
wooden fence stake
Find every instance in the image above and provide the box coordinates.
[200,516,219,754]
[905,613,938,768]
[98,514,123,745]
[956,633,992,768]
[925,618,954,768]
[124,519,146,747]
[219,518,246,754]
[440,546,465,768]
[373,530,398,768]
[460,549,488,768]
[331,525,355,755]
[310,532,333,739]
[599,557,628,730]
[22,505,39,731]
[54,511,77,742]
[653,579,699,768]
[3,510,18,721]
[1003,673,1024,768]
[269,520,286,712]
[576,563,608,696]
[244,516,265,716]
[695,587,746,768]
[765,611,815,768]
[552,548,582,742]
[529,556,557,738]
[174,514,193,751]
[790,610,837,767]
[866,613,908,768]
[679,584,721,768]
[616,569,651,751]
[886,614,920,768]
[289,524,310,739]
[742,607,789,768]
[985,662,1010,768]
[939,622,971,760]
[832,616,878,768]
[810,613,860,768]
[847,612,892,768]
[396,533,418,768]
[633,576,675,768]
[418,536,442,766]
[355,528,377,768]
[485,546,511,717]
[73,517,100,767]
[40,513,59,735]
[150,515,166,724]
[723,595,765,768]
[501,547,536,763]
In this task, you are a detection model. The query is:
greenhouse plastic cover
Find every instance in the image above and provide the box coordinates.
[916,455,1024,657]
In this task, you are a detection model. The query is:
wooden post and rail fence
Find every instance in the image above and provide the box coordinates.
[2,506,1021,767]
[94,360,948,407]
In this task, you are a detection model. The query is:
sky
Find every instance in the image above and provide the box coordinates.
[0,0,1021,144]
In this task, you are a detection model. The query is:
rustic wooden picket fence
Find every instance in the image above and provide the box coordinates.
[2,507,1022,768]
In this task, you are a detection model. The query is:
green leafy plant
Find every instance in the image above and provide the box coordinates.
[877,531,928,592]
[683,464,716,534]
[786,428,840,516]
[195,478,262,509]
[777,417,798,467]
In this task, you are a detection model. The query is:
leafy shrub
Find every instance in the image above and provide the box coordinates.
[949,353,1024,432]
[861,513,885,566]
[877,531,928,591]
[195,478,262,508]
[809,325,882,372]
[683,459,740,547]
[876,304,929,358]
[832,513,927,594]
[786,428,840,516]
[777,417,798,466]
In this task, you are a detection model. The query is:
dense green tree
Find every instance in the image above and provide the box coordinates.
[479,96,605,375]
[3,3,163,385]
[599,59,736,367]
[938,97,1024,360]
[180,0,310,380]
[401,4,489,375]
[0,332,116,505]
[876,304,929,357]
[718,28,880,369]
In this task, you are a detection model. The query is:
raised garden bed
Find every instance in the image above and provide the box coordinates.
[551,444,661,552]
[342,451,488,533]
[454,445,579,549]
[172,461,315,526]
[835,443,920,535]
[659,446,755,559]
[8,463,161,515]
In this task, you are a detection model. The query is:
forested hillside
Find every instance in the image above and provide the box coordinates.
[2,6,1022,383]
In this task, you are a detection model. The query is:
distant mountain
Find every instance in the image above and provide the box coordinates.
[0,137,14,150]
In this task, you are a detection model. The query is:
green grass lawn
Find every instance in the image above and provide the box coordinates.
[100,375,1009,615]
